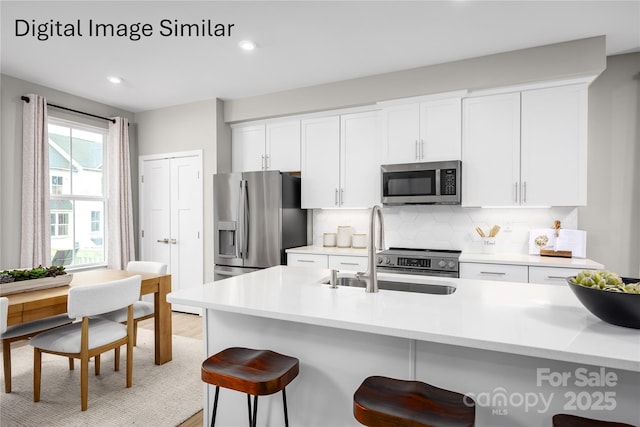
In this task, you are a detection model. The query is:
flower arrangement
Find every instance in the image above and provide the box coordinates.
[0,265,67,283]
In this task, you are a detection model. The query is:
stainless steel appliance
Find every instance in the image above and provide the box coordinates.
[381,160,461,205]
[214,171,308,280]
[375,247,461,278]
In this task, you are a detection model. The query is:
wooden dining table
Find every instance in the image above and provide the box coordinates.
[4,269,172,365]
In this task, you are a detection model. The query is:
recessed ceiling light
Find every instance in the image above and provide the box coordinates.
[107,76,122,84]
[239,40,256,51]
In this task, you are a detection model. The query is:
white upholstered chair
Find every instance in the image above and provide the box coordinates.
[29,275,141,411]
[99,261,167,345]
[0,296,72,393]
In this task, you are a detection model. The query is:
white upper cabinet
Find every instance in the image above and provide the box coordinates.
[462,84,587,207]
[520,84,587,206]
[301,111,380,209]
[462,92,521,207]
[232,124,266,172]
[382,97,462,164]
[232,120,301,172]
[301,116,341,208]
[340,111,380,208]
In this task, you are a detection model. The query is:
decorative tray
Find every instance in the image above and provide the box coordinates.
[0,274,73,296]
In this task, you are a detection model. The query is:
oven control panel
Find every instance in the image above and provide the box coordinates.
[376,253,459,273]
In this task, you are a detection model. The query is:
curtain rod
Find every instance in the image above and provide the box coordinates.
[21,95,117,124]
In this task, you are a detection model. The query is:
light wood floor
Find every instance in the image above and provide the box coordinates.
[139,311,204,427]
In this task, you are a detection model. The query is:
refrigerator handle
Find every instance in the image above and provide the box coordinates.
[243,179,250,258]
[237,180,244,259]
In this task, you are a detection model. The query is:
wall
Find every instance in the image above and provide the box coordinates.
[0,74,135,269]
[224,36,605,122]
[134,99,229,284]
[581,53,640,277]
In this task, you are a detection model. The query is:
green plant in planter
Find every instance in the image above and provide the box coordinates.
[0,265,67,282]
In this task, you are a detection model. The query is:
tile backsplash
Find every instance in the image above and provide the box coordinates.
[312,206,579,254]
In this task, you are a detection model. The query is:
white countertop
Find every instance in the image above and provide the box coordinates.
[168,266,639,372]
[286,245,368,256]
[287,246,605,269]
[460,252,605,269]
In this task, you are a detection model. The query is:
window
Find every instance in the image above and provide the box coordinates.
[48,119,107,268]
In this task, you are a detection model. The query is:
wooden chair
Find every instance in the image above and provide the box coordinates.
[353,376,475,427]
[0,296,72,393]
[553,414,637,427]
[29,275,141,411]
[201,347,300,427]
[100,261,167,345]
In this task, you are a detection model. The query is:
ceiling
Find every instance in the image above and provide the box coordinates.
[2,1,639,113]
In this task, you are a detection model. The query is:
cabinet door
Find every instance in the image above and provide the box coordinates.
[382,103,420,164]
[521,84,587,206]
[462,93,521,207]
[420,98,462,161]
[301,116,340,208]
[266,120,301,172]
[528,266,587,285]
[328,255,368,272]
[287,253,329,268]
[459,262,529,283]
[232,124,266,172]
[340,111,380,208]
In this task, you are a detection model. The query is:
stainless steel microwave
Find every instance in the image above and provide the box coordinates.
[381,160,462,205]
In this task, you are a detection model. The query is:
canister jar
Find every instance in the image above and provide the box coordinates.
[323,233,337,247]
[351,233,367,249]
[336,226,352,248]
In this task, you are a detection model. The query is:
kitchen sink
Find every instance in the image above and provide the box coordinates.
[323,276,456,295]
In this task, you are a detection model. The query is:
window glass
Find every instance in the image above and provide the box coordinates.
[48,120,107,268]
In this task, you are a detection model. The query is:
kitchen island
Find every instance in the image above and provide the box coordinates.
[168,266,640,427]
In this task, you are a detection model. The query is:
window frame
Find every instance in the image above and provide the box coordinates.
[48,117,109,270]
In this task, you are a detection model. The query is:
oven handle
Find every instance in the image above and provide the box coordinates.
[376,266,459,278]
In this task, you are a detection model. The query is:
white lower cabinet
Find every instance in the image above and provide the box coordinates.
[528,266,586,285]
[459,263,529,283]
[328,255,368,272]
[287,253,328,268]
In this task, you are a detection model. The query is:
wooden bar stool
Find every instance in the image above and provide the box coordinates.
[553,414,637,427]
[354,376,475,427]
[201,347,299,427]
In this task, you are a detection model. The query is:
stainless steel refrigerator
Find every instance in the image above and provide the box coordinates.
[214,171,308,280]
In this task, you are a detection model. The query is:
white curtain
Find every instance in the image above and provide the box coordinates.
[20,94,51,268]
[107,117,135,269]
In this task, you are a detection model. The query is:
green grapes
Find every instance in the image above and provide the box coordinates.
[569,270,640,294]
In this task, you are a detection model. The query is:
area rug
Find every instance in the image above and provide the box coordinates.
[0,329,204,426]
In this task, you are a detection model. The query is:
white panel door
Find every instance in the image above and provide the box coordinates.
[521,84,587,206]
[301,116,340,208]
[266,120,301,172]
[382,103,420,164]
[169,155,203,314]
[340,111,380,208]
[141,159,171,270]
[231,124,266,172]
[420,98,462,161]
[140,152,203,314]
[462,93,521,207]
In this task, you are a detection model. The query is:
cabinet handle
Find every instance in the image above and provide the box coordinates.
[480,271,506,276]
[514,182,518,204]
[415,140,419,160]
[335,188,339,206]
[169,239,177,244]
[298,259,315,263]
[339,262,359,266]
[546,276,567,280]
[266,155,270,170]
[157,238,169,244]
[261,155,265,170]
[420,140,424,160]
[340,188,344,205]
[523,181,527,203]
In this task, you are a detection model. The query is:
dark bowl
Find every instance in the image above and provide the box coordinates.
[566,277,640,329]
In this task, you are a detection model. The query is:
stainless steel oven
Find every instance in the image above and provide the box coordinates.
[381,160,461,205]
[376,247,461,278]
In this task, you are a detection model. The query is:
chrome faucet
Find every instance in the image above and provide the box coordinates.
[356,205,385,293]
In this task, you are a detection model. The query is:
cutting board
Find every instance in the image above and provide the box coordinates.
[528,229,587,258]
